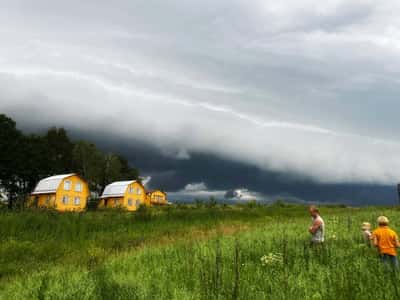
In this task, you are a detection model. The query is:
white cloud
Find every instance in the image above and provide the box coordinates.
[169,182,263,202]
[224,189,261,201]
[169,183,271,202]
[1,0,400,185]
[184,182,208,192]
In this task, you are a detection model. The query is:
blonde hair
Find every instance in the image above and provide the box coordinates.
[361,222,371,230]
[377,216,389,226]
[309,205,319,214]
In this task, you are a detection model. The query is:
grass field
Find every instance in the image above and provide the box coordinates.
[1,203,400,299]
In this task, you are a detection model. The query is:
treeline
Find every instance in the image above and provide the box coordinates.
[0,114,139,209]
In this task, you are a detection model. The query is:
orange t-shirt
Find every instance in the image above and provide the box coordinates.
[373,226,399,256]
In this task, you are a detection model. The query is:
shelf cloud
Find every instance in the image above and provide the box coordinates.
[1,1,400,202]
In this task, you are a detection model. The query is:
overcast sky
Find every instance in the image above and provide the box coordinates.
[1,1,400,203]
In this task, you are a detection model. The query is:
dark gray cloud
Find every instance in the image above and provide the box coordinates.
[1,1,400,203]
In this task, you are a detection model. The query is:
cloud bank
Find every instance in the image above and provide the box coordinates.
[1,0,400,188]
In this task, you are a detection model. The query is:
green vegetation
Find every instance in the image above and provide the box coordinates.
[1,204,400,299]
[0,114,139,208]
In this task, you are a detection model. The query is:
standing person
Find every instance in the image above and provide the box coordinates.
[361,222,372,245]
[308,205,325,245]
[372,216,400,268]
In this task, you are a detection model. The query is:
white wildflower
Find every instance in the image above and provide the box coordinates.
[260,253,283,266]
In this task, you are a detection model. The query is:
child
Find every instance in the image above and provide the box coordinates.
[361,222,372,245]
[372,216,400,268]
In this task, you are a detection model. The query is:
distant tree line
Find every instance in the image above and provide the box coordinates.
[0,114,139,209]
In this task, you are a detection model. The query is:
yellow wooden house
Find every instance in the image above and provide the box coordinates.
[146,190,168,206]
[98,180,146,211]
[30,174,89,211]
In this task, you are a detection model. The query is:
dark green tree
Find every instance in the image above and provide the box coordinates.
[0,114,23,208]
[72,141,104,194]
[20,134,52,195]
[44,127,73,174]
[101,153,122,189]
[118,155,139,180]
[0,114,141,208]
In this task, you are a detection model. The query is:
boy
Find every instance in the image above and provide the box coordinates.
[361,222,372,245]
[308,205,325,245]
[372,216,400,268]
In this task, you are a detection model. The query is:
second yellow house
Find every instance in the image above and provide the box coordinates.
[98,180,146,211]
[146,190,168,206]
[30,173,89,211]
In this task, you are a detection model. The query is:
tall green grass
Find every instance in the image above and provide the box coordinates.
[1,204,399,299]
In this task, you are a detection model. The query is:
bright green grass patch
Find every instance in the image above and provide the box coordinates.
[2,205,400,299]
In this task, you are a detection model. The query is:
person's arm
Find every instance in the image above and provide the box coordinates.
[373,234,379,248]
[308,219,322,234]
[394,233,400,248]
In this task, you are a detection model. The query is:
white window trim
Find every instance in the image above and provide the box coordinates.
[75,182,82,192]
[62,195,69,205]
[64,180,71,191]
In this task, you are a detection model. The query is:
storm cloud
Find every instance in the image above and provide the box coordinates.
[1,1,400,203]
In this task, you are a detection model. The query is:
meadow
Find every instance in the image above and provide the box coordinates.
[1,203,400,299]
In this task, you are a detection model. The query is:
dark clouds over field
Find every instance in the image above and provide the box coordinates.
[1,1,400,204]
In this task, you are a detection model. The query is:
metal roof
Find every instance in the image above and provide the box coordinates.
[100,180,138,198]
[31,174,76,195]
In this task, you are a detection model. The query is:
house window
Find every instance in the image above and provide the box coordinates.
[64,180,71,191]
[75,182,82,192]
[62,195,69,205]
[128,199,133,206]
[136,200,141,207]
[115,199,120,206]
[45,195,51,205]
[74,197,80,205]
[129,186,134,194]
[137,188,141,195]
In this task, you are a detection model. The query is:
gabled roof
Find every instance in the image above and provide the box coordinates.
[31,174,76,195]
[101,180,141,198]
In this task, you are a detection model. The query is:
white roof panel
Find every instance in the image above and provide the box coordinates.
[101,180,137,198]
[32,174,75,195]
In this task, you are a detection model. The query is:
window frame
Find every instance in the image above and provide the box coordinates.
[74,196,80,206]
[64,180,71,191]
[62,195,69,205]
[75,182,82,192]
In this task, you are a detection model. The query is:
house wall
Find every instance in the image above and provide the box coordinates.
[99,182,146,211]
[123,182,146,211]
[54,175,89,211]
[98,197,124,208]
[28,194,56,208]
[145,193,151,206]
[38,194,56,208]
[150,190,167,205]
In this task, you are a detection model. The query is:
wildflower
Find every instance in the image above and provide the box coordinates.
[260,253,283,266]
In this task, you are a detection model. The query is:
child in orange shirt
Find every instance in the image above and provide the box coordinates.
[372,216,400,268]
